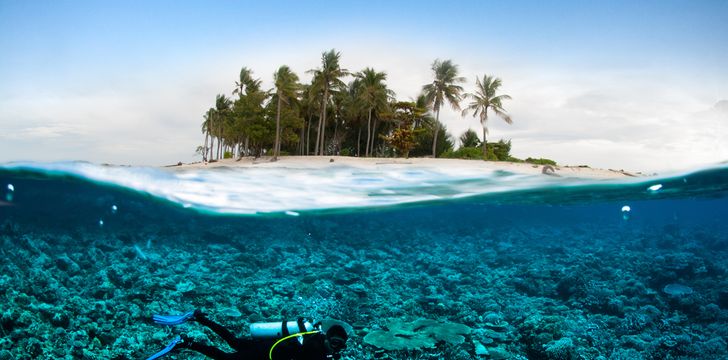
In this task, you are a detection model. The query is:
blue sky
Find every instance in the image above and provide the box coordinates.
[1,1,727,171]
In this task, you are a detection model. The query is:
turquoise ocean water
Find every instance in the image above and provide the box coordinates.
[1,162,727,359]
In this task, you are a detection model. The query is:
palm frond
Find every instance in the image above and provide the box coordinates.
[492,107,512,124]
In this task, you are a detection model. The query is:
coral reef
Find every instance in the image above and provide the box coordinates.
[0,182,727,359]
[363,318,471,350]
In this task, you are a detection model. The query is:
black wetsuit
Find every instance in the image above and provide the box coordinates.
[182,315,337,360]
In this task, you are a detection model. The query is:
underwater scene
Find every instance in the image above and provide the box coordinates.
[1,162,727,360]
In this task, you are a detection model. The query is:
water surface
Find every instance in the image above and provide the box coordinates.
[1,162,726,359]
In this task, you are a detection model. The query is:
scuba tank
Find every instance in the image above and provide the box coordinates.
[250,318,316,339]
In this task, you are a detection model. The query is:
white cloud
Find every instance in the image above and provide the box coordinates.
[439,66,727,172]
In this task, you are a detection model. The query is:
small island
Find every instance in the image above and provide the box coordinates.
[188,49,638,179]
[198,50,552,165]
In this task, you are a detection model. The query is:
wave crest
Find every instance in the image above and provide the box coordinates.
[1,161,726,215]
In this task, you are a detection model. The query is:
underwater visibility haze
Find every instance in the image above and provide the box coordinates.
[1,162,727,359]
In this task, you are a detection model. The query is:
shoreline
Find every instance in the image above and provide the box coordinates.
[172,156,643,179]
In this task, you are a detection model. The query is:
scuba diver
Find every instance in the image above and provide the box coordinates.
[146,309,348,360]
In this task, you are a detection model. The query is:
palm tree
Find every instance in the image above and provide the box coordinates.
[201,108,214,161]
[339,79,363,156]
[355,68,393,157]
[298,84,318,155]
[422,59,466,157]
[214,94,232,159]
[461,75,512,157]
[233,67,261,97]
[308,49,349,156]
[272,65,300,161]
[413,94,432,130]
[231,69,265,158]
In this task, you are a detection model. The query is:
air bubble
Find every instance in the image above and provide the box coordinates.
[111,205,118,214]
[621,205,631,221]
[99,219,104,227]
[5,184,13,202]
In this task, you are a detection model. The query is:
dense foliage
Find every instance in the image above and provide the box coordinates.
[443,139,512,161]
[197,49,561,163]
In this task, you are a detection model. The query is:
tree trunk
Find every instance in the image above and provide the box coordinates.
[314,93,326,155]
[299,119,305,155]
[210,137,215,161]
[357,125,362,157]
[333,114,338,155]
[203,131,209,161]
[218,121,223,160]
[306,114,312,155]
[365,108,372,157]
[209,119,215,160]
[273,94,282,161]
[314,117,320,155]
[319,86,330,156]
[482,126,488,158]
[431,110,440,157]
[370,118,378,156]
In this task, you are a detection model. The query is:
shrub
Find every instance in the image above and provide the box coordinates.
[490,139,511,161]
[526,157,557,165]
[442,139,511,161]
[459,129,481,148]
[441,147,484,160]
[485,147,499,161]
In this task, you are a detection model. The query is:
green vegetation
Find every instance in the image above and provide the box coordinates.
[381,102,425,158]
[272,65,300,161]
[442,139,512,161]
[462,74,512,156]
[197,49,555,164]
[421,59,466,157]
[524,157,557,166]
[458,128,481,148]
[441,146,485,160]
[355,68,393,157]
[442,136,557,165]
[309,50,349,156]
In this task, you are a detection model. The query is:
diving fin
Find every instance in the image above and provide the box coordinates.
[152,310,195,326]
[146,335,182,360]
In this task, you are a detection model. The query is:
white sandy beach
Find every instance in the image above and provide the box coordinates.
[175,156,641,179]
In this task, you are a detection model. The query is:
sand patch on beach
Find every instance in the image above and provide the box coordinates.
[175,156,640,179]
